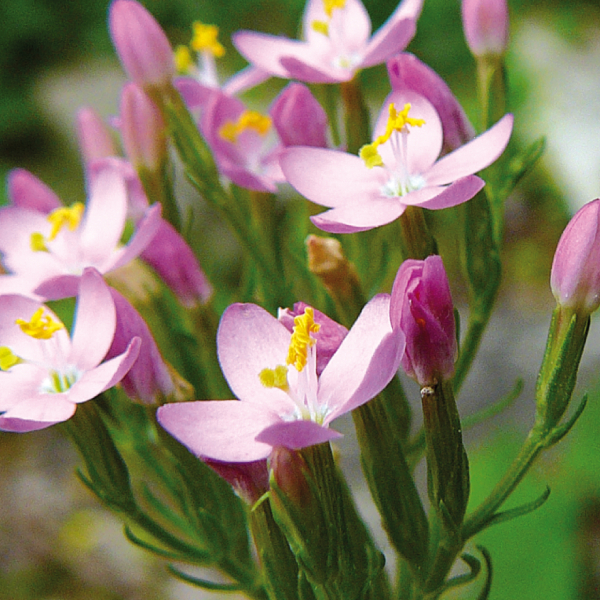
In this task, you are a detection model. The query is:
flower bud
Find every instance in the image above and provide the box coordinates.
[109,0,175,89]
[120,82,167,172]
[462,0,509,59]
[204,459,268,505]
[76,107,118,164]
[390,255,457,386]
[271,83,328,149]
[551,198,600,316]
[7,169,62,213]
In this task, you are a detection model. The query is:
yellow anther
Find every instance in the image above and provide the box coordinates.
[47,203,84,242]
[0,346,21,370]
[389,102,426,132]
[323,0,346,17]
[286,307,320,372]
[219,110,272,143]
[30,232,49,252]
[175,45,194,73]
[311,20,329,36]
[191,22,225,58]
[259,364,289,390]
[16,308,65,340]
[359,143,384,169]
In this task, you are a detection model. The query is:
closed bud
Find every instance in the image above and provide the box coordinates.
[462,0,509,59]
[390,255,457,386]
[76,107,118,164]
[551,199,600,316]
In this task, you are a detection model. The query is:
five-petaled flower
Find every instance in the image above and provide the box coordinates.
[281,90,513,233]
[233,0,423,84]
[0,268,140,432]
[158,298,404,461]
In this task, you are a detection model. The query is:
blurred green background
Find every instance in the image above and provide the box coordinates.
[1,0,600,598]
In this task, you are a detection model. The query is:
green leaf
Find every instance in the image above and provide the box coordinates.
[167,564,243,592]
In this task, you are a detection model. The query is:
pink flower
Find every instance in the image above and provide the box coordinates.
[233,0,423,84]
[109,0,175,89]
[157,298,404,462]
[281,90,513,233]
[0,268,140,432]
[76,107,118,166]
[462,0,509,59]
[201,83,329,192]
[390,256,457,386]
[0,163,161,299]
[551,198,600,315]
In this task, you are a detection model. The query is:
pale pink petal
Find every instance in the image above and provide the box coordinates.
[0,395,76,432]
[69,269,116,370]
[281,147,384,208]
[175,77,217,111]
[217,304,297,415]
[66,338,141,404]
[223,66,271,96]
[7,169,62,213]
[329,0,372,50]
[0,207,53,262]
[157,401,279,462]
[0,365,47,411]
[79,166,128,265]
[218,162,279,193]
[279,56,348,83]
[361,18,416,68]
[425,114,514,185]
[256,420,342,448]
[34,275,80,301]
[407,176,485,210]
[319,294,402,419]
[310,198,405,233]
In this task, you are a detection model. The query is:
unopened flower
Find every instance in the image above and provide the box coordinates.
[462,0,509,59]
[551,198,600,315]
[233,0,423,84]
[158,298,403,461]
[390,255,457,386]
[0,268,140,432]
[281,90,513,233]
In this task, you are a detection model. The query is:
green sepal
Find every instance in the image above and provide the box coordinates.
[546,393,588,446]
[167,564,245,593]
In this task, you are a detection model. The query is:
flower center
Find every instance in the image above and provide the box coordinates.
[30,203,84,253]
[175,21,225,85]
[16,307,65,340]
[219,110,272,144]
[312,0,347,36]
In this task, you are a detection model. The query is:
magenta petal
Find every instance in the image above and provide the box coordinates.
[425,114,514,185]
[34,275,81,301]
[256,420,342,449]
[319,294,401,420]
[279,56,347,84]
[217,304,295,414]
[157,401,279,462]
[311,198,405,233]
[175,77,217,111]
[7,169,62,213]
[281,147,383,208]
[70,269,116,371]
[406,176,484,210]
[0,396,76,432]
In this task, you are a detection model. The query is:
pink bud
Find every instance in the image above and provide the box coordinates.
[77,107,118,164]
[204,459,268,505]
[109,0,175,88]
[551,199,600,315]
[7,169,62,213]
[390,256,457,386]
[387,53,475,153]
[271,83,328,149]
[120,82,167,171]
[462,0,509,58]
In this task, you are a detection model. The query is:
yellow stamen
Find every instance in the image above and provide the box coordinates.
[312,20,329,36]
[259,364,289,390]
[359,103,425,169]
[191,22,226,58]
[175,45,194,73]
[30,232,49,252]
[286,308,320,372]
[16,307,65,340]
[219,110,272,143]
[0,346,22,370]
[323,0,346,17]
[47,203,84,242]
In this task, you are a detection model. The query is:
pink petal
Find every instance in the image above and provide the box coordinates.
[223,66,271,96]
[157,401,279,462]
[79,166,128,265]
[217,304,296,415]
[281,147,384,208]
[7,169,62,213]
[0,395,76,432]
[362,18,416,68]
[256,420,342,449]
[425,114,514,185]
[69,269,116,371]
[310,198,405,233]
[175,77,217,111]
[407,176,485,210]
[66,337,141,403]
[34,275,80,301]
[318,294,403,420]
[279,56,347,83]
[0,365,47,411]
